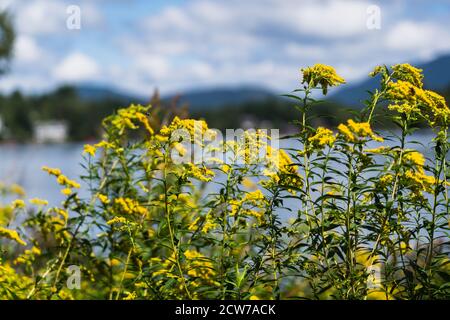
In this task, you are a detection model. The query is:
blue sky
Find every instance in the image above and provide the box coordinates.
[1,0,450,97]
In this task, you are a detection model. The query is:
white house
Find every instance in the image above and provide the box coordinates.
[34,121,68,143]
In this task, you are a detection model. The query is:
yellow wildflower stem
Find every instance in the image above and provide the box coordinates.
[162,149,192,299]
[369,115,412,294]
[301,83,316,226]
[115,246,133,300]
[427,127,448,272]
[220,167,232,299]
[27,159,120,299]
[115,209,146,299]
[367,74,392,123]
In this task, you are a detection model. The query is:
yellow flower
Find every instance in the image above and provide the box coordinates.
[83,144,97,157]
[107,216,128,225]
[422,90,450,126]
[160,116,209,144]
[0,227,27,246]
[11,199,26,209]
[29,198,48,206]
[221,164,230,173]
[243,190,265,202]
[114,198,148,216]
[95,140,114,150]
[301,64,345,95]
[403,169,435,194]
[201,220,217,233]
[263,146,303,193]
[403,150,425,168]
[57,209,69,221]
[106,104,152,133]
[308,127,336,149]
[135,112,154,135]
[369,65,384,78]
[388,103,421,114]
[386,80,422,114]
[365,146,388,154]
[337,119,383,143]
[185,163,215,182]
[61,188,72,196]
[56,175,81,189]
[31,246,42,255]
[337,123,355,142]
[184,250,216,280]
[385,78,450,125]
[392,63,424,88]
[378,174,394,189]
[242,177,257,189]
[42,166,62,177]
[188,217,201,232]
[43,167,80,189]
[10,184,25,196]
[399,242,410,254]
[98,193,110,205]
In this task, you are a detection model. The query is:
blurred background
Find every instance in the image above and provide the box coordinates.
[0,0,450,202]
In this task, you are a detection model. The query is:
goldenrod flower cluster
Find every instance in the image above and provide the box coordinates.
[308,127,336,149]
[1,63,449,301]
[229,189,268,224]
[381,64,450,126]
[114,197,148,216]
[337,119,383,143]
[109,104,154,135]
[42,166,80,195]
[184,250,216,285]
[391,63,424,88]
[264,146,303,191]
[185,163,215,182]
[160,116,212,145]
[0,227,26,246]
[400,150,435,195]
[301,63,345,94]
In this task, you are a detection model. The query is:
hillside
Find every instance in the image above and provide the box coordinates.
[330,54,450,107]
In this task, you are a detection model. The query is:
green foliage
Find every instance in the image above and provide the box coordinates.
[0,63,449,300]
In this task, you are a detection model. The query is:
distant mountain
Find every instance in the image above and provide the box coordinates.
[75,84,277,110]
[165,86,277,110]
[330,54,450,108]
[75,84,145,103]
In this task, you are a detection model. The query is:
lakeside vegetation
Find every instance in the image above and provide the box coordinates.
[1,63,449,299]
[2,83,450,142]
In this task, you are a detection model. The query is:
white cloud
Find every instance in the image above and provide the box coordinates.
[116,0,380,94]
[277,0,372,38]
[134,54,170,79]
[53,52,100,82]
[385,21,450,58]
[2,0,450,96]
[14,35,44,63]
[7,0,103,35]
[284,43,327,60]
[16,0,67,35]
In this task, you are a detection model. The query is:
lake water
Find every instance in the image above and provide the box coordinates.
[0,143,85,204]
[0,131,437,205]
